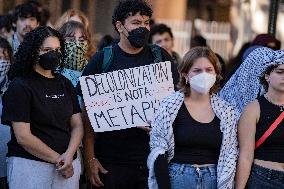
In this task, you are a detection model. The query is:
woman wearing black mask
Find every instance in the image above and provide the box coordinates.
[2,26,84,189]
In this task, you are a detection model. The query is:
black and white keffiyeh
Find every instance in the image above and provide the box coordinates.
[0,60,10,95]
[147,91,238,189]
[219,47,284,115]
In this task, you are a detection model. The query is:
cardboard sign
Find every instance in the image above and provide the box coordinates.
[80,61,174,132]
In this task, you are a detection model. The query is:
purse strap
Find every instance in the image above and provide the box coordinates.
[255,111,284,149]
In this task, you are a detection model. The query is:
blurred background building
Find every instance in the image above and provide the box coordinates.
[0,0,283,60]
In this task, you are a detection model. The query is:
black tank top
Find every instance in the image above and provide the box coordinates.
[171,102,222,164]
[254,95,284,163]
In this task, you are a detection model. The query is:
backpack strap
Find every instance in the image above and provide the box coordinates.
[102,46,114,73]
[101,44,162,73]
[149,44,162,63]
[255,111,284,149]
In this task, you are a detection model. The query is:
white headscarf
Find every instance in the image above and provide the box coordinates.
[219,47,284,115]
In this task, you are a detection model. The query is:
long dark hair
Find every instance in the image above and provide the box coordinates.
[259,64,279,92]
[9,26,65,80]
[0,37,13,62]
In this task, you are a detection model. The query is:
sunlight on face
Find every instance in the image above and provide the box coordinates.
[186,57,216,79]
[70,15,83,24]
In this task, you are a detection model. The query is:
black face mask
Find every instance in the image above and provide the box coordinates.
[38,50,61,71]
[127,27,150,48]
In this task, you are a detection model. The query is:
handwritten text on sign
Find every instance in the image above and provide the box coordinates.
[80,61,174,132]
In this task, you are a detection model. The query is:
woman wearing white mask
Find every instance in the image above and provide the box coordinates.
[147,47,238,189]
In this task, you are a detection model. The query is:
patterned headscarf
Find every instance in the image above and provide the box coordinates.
[64,41,88,71]
[0,60,11,95]
[219,47,284,114]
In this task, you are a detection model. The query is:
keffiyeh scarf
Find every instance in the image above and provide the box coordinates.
[219,47,284,115]
[0,60,10,95]
[147,91,238,189]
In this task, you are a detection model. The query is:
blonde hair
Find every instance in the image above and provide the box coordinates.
[55,9,95,59]
[54,9,89,30]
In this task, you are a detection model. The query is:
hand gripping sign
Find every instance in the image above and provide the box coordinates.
[79,61,174,132]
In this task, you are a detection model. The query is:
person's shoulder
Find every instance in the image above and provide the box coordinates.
[172,51,182,62]
[7,36,13,47]
[161,91,183,104]
[158,46,173,62]
[242,99,260,116]
[237,99,260,125]
[172,51,181,58]
[57,73,74,87]
[148,44,164,53]
[89,49,104,64]
[10,76,28,87]
[213,94,239,115]
[5,76,30,95]
[81,50,105,76]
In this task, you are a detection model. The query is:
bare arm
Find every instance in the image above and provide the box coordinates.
[82,102,107,187]
[66,113,84,156]
[235,101,260,189]
[82,103,95,165]
[12,121,60,163]
[57,113,84,171]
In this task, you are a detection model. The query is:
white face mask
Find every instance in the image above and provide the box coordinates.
[188,72,216,94]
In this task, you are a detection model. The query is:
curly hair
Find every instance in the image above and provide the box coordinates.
[177,47,222,96]
[149,23,173,43]
[13,2,41,23]
[9,26,65,80]
[27,0,51,26]
[112,0,153,32]
[0,14,14,32]
[0,37,13,62]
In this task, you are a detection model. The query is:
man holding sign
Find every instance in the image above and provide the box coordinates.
[80,61,175,132]
[77,1,179,188]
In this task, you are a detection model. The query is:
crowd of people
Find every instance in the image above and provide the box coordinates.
[0,0,283,189]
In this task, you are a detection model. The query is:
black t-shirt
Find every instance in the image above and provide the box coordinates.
[78,44,179,165]
[2,71,81,162]
[171,103,222,164]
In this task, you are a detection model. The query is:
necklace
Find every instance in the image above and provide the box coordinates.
[264,93,284,112]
